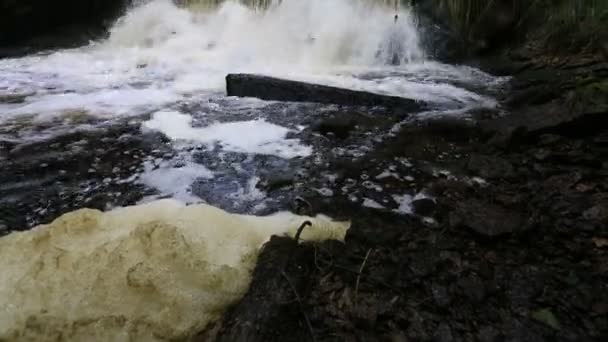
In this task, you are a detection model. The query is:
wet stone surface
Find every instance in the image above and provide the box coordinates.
[1,52,606,341]
[208,54,608,340]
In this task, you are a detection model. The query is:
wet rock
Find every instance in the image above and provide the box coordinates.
[467,154,514,179]
[533,149,551,161]
[214,236,312,342]
[451,199,523,237]
[480,99,608,141]
[406,309,430,340]
[457,276,486,303]
[258,171,295,192]
[431,283,451,308]
[412,198,436,216]
[389,331,408,342]
[423,117,476,142]
[0,92,32,104]
[538,134,562,146]
[477,326,501,342]
[409,250,439,277]
[582,205,608,223]
[433,322,453,342]
[226,74,425,110]
[532,308,561,331]
[593,132,608,145]
[313,116,356,139]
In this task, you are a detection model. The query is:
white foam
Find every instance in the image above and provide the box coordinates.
[363,198,385,209]
[0,0,505,133]
[0,200,350,341]
[392,194,413,215]
[376,170,400,180]
[139,158,214,203]
[227,176,267,204]
[143,110,312,158]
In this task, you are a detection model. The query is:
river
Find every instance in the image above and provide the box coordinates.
[0,2,507,340]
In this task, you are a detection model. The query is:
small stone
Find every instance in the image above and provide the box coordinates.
[412,198,436,216]
[452,199,523,237]
[592,237,608,248]
[538,134,561,145]
[533,149,551,161]
[0,92,31,104]
[477,326,500,342]
[258,171,295,191]
[313,116,356,139]
[457,276,486,303]
[389,331,408,342]
[431,283,451,308]
[433,322,453,342]
[583,205,607,222]
[467,154,514,179]
[575,183,595,193]
[532,308,561,330]
[591,301,608,315]
[593,132,608,145]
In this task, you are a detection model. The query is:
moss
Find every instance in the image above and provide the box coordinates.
[565,78,608,113]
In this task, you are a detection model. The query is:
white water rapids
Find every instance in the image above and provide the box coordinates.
[0,0,500,123]
[0,1,509,340]
[0,0,509,211]
[0,0,509,219]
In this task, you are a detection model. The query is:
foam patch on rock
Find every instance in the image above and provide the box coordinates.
[0,200,349,341]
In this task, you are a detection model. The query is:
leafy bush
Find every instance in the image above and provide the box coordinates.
[427,0,607,53]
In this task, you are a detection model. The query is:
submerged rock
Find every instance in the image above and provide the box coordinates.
[0,200,349,341]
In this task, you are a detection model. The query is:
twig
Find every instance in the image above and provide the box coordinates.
[294,220,312,243]
[281,271,317,342]
[355,248,373,300]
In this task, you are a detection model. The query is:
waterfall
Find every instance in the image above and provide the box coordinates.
[107,0,423,71]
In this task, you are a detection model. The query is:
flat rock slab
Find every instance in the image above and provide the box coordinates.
[450,199,524,237]
[226,73,425,111]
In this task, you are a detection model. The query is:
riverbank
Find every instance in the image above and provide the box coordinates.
[202,44,608,341]
[0,1,606,340]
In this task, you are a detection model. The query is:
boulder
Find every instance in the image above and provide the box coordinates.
[226,74,425,110]
[450,199,524,238]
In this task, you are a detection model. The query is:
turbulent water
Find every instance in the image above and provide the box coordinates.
[0,0,503,210]
[0,0,508,340]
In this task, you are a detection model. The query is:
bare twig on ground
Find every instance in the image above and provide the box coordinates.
[355,248,373,301]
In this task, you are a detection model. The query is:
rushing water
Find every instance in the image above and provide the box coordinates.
[0,1,509,339]
[0,0,505,220]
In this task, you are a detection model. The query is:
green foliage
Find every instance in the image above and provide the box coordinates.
[428,0,607,52]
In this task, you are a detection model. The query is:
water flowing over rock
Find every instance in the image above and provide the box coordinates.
[226,73,425,110]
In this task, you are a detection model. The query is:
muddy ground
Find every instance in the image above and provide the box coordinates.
[202,52,608,341]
